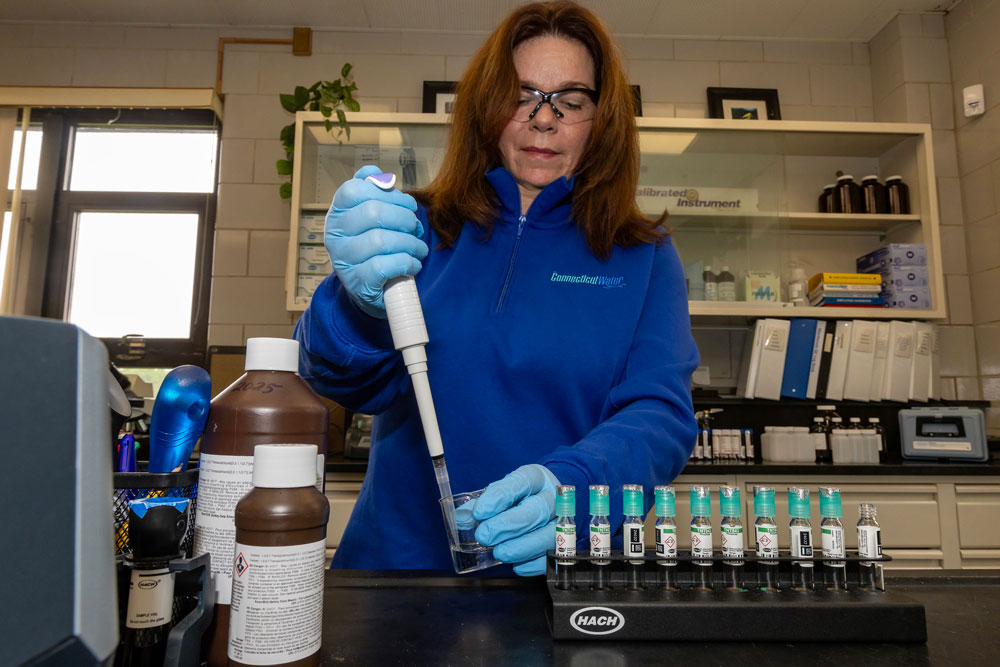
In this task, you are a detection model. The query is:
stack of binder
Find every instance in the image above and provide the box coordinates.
[807,272,883,307]
[736,318,941,402]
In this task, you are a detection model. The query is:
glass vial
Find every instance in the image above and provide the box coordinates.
[654,485,678,590]
[555,485,576,590]
[819,487,847,591]
[589,485,611,590]
[719,486,744,590]
[690,486,714,590]
[754,486,780,591]
[623,484,646,590]
[788,487,815,591]
[857,503,883,589]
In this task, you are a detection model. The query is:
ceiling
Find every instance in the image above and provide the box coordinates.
[0,0,957,41]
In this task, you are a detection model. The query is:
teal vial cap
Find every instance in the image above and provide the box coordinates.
[719,486,741,517]
[819,487,843,518]
[689,486,711,516]
[589,485,609,515]
[654,485,676,517]
[753,486,775,517]
[556,485,575,517]
[623,484,643,517]
[788,487,811,518]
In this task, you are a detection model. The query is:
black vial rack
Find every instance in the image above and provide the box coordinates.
[545,551,926,642]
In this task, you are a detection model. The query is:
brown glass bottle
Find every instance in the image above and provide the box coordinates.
[194,338,328,667]
[228,445,329,667]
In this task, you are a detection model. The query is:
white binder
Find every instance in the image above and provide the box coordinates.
[910,322,933,402]
[824,320,853,402]
[753,318,790,401]
[929,324,941,400]
[843,320,877,402]
[884,320,915,402]
[737,320,766,399]
[869,322,891,402]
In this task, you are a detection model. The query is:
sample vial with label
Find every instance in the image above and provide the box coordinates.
[719,486,744,590]
[654,485,678,590]
[788,487,815,591]
[689,486,714,590]
[622,484,645,590]
[555,485,576,590]
[857,503,883,589]
[754,486,779,591]
[589,485,611,590]
[819,487,847,590]
[229,444,330,667]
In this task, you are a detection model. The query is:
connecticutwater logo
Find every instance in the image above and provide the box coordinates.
[550,271,626,288]
[570,606,625,635]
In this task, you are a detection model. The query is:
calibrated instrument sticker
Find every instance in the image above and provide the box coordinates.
[624,522,644,556]
[913,440,973,452]
[126,568,175,629]
[790,526,814,565]
[590,525,611,557]
[556,525,576,558]
[756,526,778,558]
[858,526,882,559]
[228,539,326,666]
[691,525,713,558]
[192,453,255,605]
[569,607,626,636]
[721,525,743,558]
[821,525,845,564]
[655,526,677,557]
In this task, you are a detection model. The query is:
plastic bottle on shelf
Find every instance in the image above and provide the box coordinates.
[869,417,887,463]
[809,417,827,463]
[718,267,736,302]
[788,266,808,307]
[815,406,839,463]
[703,266,718,301]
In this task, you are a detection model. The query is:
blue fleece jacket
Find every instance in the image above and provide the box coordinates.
[294,167,699,570]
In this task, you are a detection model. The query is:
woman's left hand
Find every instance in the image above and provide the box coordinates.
[473,464,560,576]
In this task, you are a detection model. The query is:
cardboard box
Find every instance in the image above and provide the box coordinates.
[857,243,927,272]
[881,286,931,309]
[877,266,929,290]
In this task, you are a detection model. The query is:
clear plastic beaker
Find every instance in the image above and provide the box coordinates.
[439,490,502,574]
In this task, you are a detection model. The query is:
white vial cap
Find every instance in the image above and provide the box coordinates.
[252,444,318,488]
[245,337,299,372]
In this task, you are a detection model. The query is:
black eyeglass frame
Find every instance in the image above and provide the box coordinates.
[517,85,600,121]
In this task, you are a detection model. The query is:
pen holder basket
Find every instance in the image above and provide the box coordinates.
[112,469,199,557]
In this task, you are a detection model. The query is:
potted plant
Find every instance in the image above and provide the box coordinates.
[276,63,360,198]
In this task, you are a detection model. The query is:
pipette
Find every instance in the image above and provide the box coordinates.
[365,172,456,533]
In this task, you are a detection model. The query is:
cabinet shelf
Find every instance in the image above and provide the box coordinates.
[666,211,920,233]
[688,300,938,319]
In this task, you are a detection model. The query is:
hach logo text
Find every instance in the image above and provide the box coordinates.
[569,606,626,635]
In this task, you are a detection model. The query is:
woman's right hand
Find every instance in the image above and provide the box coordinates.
[325,165,429,318]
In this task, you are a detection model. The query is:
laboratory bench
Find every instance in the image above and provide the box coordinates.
[319,569,999,666]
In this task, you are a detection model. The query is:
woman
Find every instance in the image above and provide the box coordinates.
[294,0,698,575]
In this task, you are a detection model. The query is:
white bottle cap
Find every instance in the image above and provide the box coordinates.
[704,265,712,271]
[245,337,299,372]
[252,444,318,488]
[886,175,902,182]
[721,265,730,271]
[861,174,879,181]
[838,174,854,181]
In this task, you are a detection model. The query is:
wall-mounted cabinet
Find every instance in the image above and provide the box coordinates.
[287,113,945,320]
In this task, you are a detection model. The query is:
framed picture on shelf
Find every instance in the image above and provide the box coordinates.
[422,81,457,113]
[707,87,781,120]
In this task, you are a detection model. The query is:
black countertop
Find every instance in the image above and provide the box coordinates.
[321,570,999,666]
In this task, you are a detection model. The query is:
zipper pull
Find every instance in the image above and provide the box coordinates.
[517,215,526,238]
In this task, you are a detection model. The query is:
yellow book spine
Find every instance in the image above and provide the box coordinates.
[807,272,882,291]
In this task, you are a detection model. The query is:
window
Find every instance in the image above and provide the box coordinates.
[40,109,219,366]
[2,126,43,302]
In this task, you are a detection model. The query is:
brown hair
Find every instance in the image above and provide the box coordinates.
[412,0,667,259]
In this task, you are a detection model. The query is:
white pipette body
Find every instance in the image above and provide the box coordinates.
[365,173,454,530]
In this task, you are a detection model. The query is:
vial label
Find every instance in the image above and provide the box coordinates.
[822,525,845,563]
[756,525,778,558]
[125,568,175,629]
[719,282,736,301]
[590,524,610,557]
[192,453,255,605]
[721,525,744,558]
[691,525,713,559]
[655,526,677,557]
[857,525,882,559]
[624,522,645,556]
[790,525,814,565]
[229,539,326,665]
[555,525,576,558]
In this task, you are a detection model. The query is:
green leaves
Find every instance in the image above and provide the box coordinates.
[277,63,359,199]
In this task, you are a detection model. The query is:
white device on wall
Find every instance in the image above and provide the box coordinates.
[963,84,985,117]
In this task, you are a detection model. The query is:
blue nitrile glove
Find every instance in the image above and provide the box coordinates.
[325,165,429,318]
[473,464,561,576]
